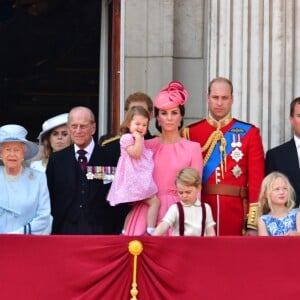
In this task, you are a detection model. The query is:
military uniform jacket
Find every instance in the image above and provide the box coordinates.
[183,118,265,235]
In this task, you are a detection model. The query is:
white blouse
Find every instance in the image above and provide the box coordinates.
[162,199,215,236]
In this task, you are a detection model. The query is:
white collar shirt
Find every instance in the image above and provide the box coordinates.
[293,135,300,166]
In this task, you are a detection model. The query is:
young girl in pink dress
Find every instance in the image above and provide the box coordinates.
[107,106,159,235]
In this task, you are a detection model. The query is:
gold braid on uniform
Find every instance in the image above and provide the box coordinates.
[246,202,259,230]
[182,127,190,139]
[202,130,227,179]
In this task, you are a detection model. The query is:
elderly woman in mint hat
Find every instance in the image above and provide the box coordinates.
[31,113,71,172]
[0,124,52,234]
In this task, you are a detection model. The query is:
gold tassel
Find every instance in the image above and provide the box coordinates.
[128,240,144,300]
[202,130,227,179]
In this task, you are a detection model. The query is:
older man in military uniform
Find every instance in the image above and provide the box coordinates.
[46,106,122,234]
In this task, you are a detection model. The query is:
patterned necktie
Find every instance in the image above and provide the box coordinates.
[77,149,88,171]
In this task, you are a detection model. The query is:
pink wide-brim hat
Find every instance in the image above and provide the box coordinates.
[154,80,188,110]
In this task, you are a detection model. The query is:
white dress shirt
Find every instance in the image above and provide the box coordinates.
[293,135,300,167]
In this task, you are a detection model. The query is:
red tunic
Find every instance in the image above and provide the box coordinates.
[183,118,265,235]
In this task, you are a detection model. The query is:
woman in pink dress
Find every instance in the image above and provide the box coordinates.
[125,81,203,235]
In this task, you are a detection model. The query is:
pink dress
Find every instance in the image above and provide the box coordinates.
[107,134,157,206]
[125,137,203,235]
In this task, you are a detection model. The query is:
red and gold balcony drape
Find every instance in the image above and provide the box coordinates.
[1,235,299,299]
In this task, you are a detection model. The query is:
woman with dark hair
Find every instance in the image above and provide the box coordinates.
[125,81,203,235]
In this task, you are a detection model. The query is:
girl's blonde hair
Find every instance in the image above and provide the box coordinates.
[175,167,201,188]
[120,106,150,135]
[258,171,295,215]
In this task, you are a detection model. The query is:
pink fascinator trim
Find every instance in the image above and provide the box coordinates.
[154,80,188,110]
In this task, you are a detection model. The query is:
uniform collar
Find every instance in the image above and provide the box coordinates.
[207,113,233,129]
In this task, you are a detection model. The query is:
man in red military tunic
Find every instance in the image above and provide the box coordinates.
[182,77,265,235]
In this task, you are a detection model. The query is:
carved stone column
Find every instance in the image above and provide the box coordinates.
[207,0,300,149]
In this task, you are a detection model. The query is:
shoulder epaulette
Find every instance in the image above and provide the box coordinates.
[101,135,121,146]
[234,118,256,128]
[182,119,206,139]
[186,119,207,129]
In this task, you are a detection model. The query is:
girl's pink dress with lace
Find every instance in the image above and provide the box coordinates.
[107,133,157,206]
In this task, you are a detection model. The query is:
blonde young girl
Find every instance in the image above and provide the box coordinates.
[154,167,215,236]
[107,106,159,235]
[257,171,300,236]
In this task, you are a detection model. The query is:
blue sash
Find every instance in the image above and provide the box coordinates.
[202,121,251,184]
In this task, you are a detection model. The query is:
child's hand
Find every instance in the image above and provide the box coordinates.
[132,131,142,140]
[127,131,143,158]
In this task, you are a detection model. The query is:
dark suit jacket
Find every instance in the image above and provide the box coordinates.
[46,142,123,234]
[266,139,300,206]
